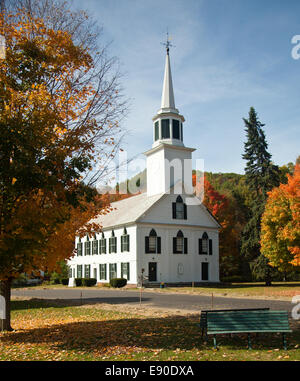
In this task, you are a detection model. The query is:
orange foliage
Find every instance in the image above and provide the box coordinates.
[261,164,300,269]
[192,174,240,276]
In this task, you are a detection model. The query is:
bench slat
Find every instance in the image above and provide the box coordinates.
[206,310,291,335]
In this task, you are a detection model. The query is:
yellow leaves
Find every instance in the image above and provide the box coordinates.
[11,177,17,185]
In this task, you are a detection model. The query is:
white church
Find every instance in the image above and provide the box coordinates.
[67,43,220,286]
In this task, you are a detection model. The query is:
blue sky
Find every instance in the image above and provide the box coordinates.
[72,0,300,175]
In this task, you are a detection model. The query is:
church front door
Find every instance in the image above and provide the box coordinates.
[148,262,157,282]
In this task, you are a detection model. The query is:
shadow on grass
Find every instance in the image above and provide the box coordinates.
[4,299,299,354]
[2,313,299,353]
[11,297,151,311]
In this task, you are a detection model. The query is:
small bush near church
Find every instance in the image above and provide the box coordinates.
[110,278,127,288]
[61,278,69,285]
[82,278,97,287]
[75,278,82,287]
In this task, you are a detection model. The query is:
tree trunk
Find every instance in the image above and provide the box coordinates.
[0,278,13,331]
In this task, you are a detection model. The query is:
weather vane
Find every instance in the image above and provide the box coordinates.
[161,29,175,54]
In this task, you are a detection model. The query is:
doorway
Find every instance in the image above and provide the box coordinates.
[201,262,209,281]
[148,262,157,282]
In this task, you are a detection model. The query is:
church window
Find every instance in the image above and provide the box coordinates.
[99,264,107,280]
[145,229,161,254]
[172,119,180,139]
[109,263,117,279]
[84,235,91,255]
[172,195,187,219]
[109,231,117,253]
[199,232,213,255]
[77,265,83,278]
[92,234,98,255]
[84,264,91,278]
[121,262,130,280]
[173,230,188,254]
[154,121,159,141]
[121,228,130,252]
[180,122,183,141]
[99,232,107,254]
[161,119,170,138]
[77,238,83,256]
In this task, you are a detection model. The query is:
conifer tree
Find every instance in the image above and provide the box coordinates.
[241,107,280,266]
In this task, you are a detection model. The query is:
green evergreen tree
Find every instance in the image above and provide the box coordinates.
[241,107,280,266]
[250,254,279,286]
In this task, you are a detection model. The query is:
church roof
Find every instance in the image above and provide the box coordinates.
[89,191,220,231]
[90,192,164,230]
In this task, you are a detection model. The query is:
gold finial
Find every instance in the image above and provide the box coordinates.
[161,29,174,55]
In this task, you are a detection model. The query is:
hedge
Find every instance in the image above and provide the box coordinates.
[109,278,127,288]
[75,278,82,287]
[82,278,97,287]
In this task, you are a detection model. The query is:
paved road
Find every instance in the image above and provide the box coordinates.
[12,288,294,313]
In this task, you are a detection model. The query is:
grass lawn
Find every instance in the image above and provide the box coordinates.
[0,299,299,361]
[158,282,300,299]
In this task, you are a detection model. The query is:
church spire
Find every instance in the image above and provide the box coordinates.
[161,32,175,110]
[161,51,175,110]
[151,34,185,148]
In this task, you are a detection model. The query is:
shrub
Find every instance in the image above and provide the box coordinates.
[109,278,127,288]
[61,278,69,286]
[75,278,82,287]
[221,275,248,283]
[82,278,97,287]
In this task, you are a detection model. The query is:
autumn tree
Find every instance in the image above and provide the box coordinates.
[0,5,126,330]
[193,174,240,278]
[260,163,300,274]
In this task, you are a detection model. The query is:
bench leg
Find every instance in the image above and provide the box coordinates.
[282,333,287,351]
[247,334,252,350]
[213,335,217,349]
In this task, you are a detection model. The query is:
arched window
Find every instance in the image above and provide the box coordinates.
[92,233,98,255]
[84,235,91,256]
[121,227,130,252]
[109,230,117,253]
[145,229,161,254]
[172,195,187,220]
[173,230,188,254]
[199,232,212,255]
[99,232,107,254]
[76,237,83,256]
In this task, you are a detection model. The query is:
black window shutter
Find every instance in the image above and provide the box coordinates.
[184,203,187,219]
[145,236,149,253]
[199,239,202,254]
[128,235,130,252]
[121,236,123,252]
[209,239,213,255]
[172,202,176,219]
[157,237,161,254]
[173,237,177,253]
[184,238,188,254]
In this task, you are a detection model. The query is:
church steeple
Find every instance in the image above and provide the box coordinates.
[152,37,185,148]
[145,38,195,197]
[161,50,176,110]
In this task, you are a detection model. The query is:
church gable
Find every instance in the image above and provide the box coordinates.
[137,193,220,229]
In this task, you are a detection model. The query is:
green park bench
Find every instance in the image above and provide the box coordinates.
[206,310,292,350]
[199,308,270,337]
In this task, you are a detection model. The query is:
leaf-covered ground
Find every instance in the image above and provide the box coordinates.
[0,299,299,361]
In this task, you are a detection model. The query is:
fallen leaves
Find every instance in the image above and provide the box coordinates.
[0,299,299,361]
